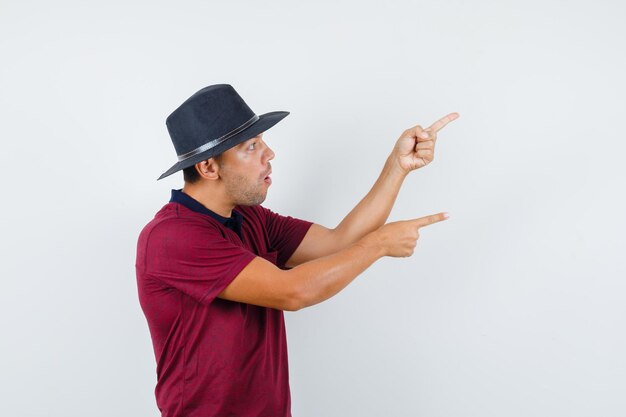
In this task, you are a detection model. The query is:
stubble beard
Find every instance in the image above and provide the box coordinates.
[223,171,267,206]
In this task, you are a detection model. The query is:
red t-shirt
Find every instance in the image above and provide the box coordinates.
[135,199,313,417]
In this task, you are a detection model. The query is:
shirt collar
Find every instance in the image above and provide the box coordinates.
[169,189,244,231]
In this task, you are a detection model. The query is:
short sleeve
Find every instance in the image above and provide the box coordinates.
[143,218,256,305]
[259,206,314,268]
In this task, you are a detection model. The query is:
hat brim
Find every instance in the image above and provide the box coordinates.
[157,111,289,180]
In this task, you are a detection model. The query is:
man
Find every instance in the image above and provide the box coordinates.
[136,84,458,417]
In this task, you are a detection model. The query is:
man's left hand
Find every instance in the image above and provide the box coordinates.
[392,112,459,174]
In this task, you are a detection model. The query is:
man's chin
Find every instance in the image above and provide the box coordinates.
[238,192,267,207]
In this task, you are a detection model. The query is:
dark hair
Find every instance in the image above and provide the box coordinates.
[183,154,222,184]
[182,165,200,183]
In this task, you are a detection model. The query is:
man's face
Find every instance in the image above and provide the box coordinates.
[217,133,275,206]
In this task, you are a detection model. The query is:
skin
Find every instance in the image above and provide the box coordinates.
[183,112,460,310]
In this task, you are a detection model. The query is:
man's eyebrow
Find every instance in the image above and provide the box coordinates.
[238,135,262,148]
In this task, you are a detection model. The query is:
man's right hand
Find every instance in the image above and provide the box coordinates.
[365,212,450,257]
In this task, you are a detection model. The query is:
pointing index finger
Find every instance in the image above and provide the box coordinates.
[427,112,459,133]
[413,212,450,229]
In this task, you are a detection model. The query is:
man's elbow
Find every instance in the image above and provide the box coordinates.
[283,289,308,312]
[282,299,304,312]
[282,275,311,312]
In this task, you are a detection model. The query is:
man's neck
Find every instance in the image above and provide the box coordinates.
[182,184,235,218]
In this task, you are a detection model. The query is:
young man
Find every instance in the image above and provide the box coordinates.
[136,84,458,417]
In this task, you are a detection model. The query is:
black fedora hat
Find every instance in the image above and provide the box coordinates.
[158,84,289,180]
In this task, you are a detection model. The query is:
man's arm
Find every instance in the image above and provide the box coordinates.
[286,112,459,268]
[219,212,449,311]
[285,155,406,268]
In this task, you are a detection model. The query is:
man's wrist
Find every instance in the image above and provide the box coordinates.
[355,230,387,259]
[385,155,409,181]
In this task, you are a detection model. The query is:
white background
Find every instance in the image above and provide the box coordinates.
[1,0,625,416]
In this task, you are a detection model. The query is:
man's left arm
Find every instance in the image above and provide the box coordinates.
[286,112,459,268]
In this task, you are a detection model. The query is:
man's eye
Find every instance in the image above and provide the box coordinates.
[248,142,257,150]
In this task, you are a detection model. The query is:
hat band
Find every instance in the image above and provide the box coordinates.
[176,114,259,162]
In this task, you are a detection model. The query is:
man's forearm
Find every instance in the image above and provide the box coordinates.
[333,155,406,247]
[287,234,384,310]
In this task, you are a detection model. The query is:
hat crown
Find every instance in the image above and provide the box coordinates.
[165,84,256,156]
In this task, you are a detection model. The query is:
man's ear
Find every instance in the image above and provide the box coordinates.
[195,158,220,180]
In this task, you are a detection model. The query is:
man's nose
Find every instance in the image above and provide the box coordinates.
[265,145,275,162]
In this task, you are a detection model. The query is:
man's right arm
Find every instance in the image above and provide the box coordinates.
[217,212,449,311]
